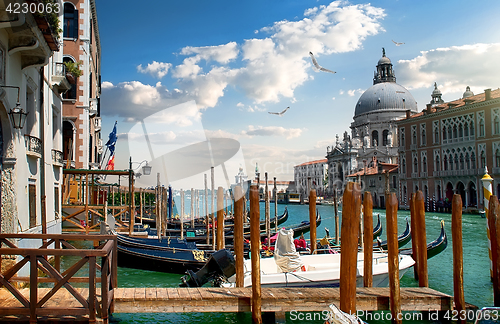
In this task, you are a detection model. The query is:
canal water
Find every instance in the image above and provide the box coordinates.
[110,202,495,323]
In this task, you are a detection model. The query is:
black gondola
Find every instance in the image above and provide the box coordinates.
[400,220,447,259]
[373,218,411,250]
[116,232,212,273]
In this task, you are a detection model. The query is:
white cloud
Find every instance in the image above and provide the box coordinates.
[100,81,201,125]
[179,42,239,64]
[241,125,303,139]
[397,43,500,94]
[347,88,364,96]
[101,81,114,89]
[137,61,173,79]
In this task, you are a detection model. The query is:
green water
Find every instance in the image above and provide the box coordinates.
[110,203,497,323]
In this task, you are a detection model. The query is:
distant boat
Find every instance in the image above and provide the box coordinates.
[373,218,411,250]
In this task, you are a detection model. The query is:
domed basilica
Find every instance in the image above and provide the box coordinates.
[325,49,418,193]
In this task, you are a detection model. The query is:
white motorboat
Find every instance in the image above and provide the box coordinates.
[225,229,415,288]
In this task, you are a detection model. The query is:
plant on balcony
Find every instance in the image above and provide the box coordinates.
[64,61,82,83]
[31,0,63,49]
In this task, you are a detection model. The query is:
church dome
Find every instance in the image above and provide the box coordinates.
[463,86,474,98]
[354,82,418,117]
[378,56,391,65]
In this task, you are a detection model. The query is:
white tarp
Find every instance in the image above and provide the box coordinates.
[274,228,304,272]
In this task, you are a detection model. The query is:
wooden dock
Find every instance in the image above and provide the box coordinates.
[0,286,452,322]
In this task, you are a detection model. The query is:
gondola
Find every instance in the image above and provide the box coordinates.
[399,220,447,259]
[373,213,383,239]
[289,210,322,238]
[373,218,411,250]
[115,231,212,273]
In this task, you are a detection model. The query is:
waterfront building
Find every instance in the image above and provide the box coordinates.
[396,86,500,211]
[293,158,327,197]
[62,0,102,169]
[0,2,67,240]
[326,49,417,196]
[347,157,398,208]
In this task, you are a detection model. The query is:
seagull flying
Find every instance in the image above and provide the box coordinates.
[268,107,290,116]
[309,52,336,74]
[392,40,405,46]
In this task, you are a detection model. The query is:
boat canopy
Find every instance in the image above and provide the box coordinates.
[274,229,304,272]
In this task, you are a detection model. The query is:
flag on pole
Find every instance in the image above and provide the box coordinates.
[106,155,115,170]
[106,121,117,155]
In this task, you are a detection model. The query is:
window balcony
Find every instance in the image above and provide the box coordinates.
[51,62,72,94]
[52,149,63,167]
[493,167,500,175]
[421,172,428,178]
[89,98,98,116]
[24,135,42,158]
[410,144,417,151]
[411,172,418,178]
[94,117,101,131]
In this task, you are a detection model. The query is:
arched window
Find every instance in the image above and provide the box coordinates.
[413,158,418,173]
[464,124,469,137]
[496,150,500,167]
[434,127,439,143]
[480,151,486,168]
[479,119,485,137]
[402,158,406,174]
[471,152,476,169]
[453,125,458,138]
[435,155,440,172]
[458,124,463,138]
[495,117,500,135]
[466,153,470,169]
[448,126,452,140]
[422,156,427,173]
[63,57,77,100]
[421,128,426,145]
[460,154,464,169]
[449,155,454,170]
[382,129,389,146]
[63,3,78,39]
[455,154,459,169]
[442,126,447,140]
[470,122,475,136]
[372,130,378,147]
[443,155,448,171]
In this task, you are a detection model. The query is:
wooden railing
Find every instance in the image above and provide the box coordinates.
[0,233,117,323]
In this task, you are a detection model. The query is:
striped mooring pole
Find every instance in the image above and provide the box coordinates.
[481,167,494,280]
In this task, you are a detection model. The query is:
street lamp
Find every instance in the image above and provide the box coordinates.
[129,159,152,178]
[1,86,28,129]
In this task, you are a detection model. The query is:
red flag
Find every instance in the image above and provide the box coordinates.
[106,155,115,170]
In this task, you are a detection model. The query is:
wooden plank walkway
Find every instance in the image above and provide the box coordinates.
[112,287,452,313]
[0,287,452,322]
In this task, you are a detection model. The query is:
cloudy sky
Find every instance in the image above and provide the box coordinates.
[97,0,500,189]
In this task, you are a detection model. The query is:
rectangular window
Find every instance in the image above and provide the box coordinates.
[54,187,60,215]
[29,184,36,228]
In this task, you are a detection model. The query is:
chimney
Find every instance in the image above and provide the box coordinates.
[406,109,411,119]
[485,88,492,101]
[426,104,433,114]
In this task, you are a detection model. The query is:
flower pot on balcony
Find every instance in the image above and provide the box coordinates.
[66,73,76,84]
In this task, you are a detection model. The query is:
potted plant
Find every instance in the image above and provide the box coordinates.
[64,61,82,84]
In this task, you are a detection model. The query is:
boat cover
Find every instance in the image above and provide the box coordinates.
[274,228,304,272]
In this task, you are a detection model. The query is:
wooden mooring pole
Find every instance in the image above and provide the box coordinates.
[211,167,216,250]
[452,194,465,323]
[386,192,401,324]
[415,190,428,287]
[309,189,317,254]
[217,187,225,250]
[488,195,500,306]
[340,182,360,314]
[410,193,419,280]
[234,186,244,288]
[363,192,373,287]
[334,186,339,245]
[205,174,209,245]
[180,189,184,240]
[250,184,262,323]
